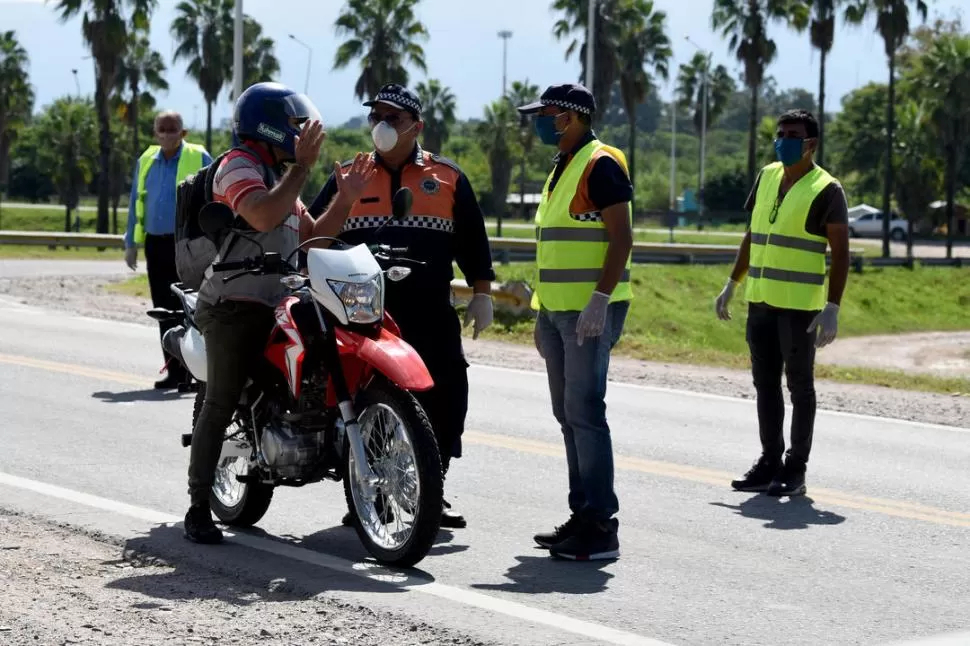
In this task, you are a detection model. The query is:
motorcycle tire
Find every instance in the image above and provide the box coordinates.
[342,378,443,568]
[191,383,274,527]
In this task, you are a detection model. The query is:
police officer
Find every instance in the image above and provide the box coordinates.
[125,110,212,389]
[715,108,850,498]
[308,83,495,529]
[516,84,634,561]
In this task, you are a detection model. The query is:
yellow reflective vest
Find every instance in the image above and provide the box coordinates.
[133,142,207,244]
[745,161,836,311]
[532,139,634,312]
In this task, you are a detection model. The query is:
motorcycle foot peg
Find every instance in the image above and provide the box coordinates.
[181,433,192,447]
[235,474,258,484]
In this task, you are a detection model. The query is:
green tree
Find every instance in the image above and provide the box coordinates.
[228,16,281,100]
[333,0,429,101]
[171,0,231,153]
[808,0,852,166]
[892,100,941,255]
[33,97,99,232]
[114,31,168,161]
[478,98,518,235]
[506,80,540,222]
[826,82,888,201]
[711,0,809,188]
[0,30,33,203]
[415,79,457,154]
[616,0,671,215]
[845,0,928,257]
[903,30,970,258]
[53,0,156,234]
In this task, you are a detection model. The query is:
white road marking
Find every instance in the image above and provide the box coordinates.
[879,631,970,645]
[0,471,675,646]
[470,364,970,434]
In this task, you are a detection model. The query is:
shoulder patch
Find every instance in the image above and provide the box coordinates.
[430,153,462,173]
[419,176,441,195]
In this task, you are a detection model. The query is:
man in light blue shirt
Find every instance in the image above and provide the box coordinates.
[125,111,212,389]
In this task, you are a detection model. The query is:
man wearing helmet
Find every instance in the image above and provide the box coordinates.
[183,82,376,544]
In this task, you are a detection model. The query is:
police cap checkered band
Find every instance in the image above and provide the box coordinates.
[363,83,422,117]
[516,83,596,115]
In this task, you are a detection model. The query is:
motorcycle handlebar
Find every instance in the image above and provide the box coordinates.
[211,258,255,273]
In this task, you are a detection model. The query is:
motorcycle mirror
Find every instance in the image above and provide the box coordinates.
[391,187,413,221]
[198,202,235,237]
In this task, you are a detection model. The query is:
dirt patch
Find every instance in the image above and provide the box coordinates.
[0,509,493,646]
[818,331,970,378]
[3,272,970,429]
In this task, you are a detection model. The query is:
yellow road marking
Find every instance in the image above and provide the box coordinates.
[3,352,969,529]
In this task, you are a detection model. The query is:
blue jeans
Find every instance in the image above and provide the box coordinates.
[536,301,630,522]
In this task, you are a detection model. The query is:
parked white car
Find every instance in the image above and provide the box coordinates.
[847,207,909,241]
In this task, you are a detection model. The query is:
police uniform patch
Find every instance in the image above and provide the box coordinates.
[420,177,440,195]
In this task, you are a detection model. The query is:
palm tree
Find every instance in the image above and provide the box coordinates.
[711,0,810,188]
[415,79,457,153]
[506,80,539,222]
[552,0,626,127]
[333,0,429,101]
[114,31,168,161]
[845,0,928,258]
[171,0,232,153]
[0,31,33,201]
[478,98,518,237]
[904,31,970,259]
[808,0,848,167]
[53,0,156,234]
[227,17,281,101]
[34,97,99,232]
[616,0,671,216]
[892,100,941,258]
[677,52,736,157]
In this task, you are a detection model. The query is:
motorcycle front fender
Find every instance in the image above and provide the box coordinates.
[334,327,434,392]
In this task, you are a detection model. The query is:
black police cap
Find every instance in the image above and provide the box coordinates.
[516,83,596,116]
[363,83,422,118]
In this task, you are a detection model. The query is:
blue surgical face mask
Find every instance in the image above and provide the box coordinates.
[534,113,567,146]
[775,137,806,166]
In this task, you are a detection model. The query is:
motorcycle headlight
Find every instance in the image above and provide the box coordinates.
[327,275,382,324]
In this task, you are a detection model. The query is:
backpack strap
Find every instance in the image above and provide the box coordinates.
[208,145,278,262]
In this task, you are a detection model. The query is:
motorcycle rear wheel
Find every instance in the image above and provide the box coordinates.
[192,384,274,527]
[343,378,443,568]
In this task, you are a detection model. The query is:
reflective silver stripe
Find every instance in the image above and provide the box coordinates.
[539,268,630,283]
[750,232,827,254]
[539,227,610,242]
[749,266,825,285]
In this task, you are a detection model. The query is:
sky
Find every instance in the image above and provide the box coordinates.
[2,0,967,130]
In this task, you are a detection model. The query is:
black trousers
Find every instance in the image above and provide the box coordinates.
[746,303,819,465]
[144,233,186,379]
[387,295,469,474]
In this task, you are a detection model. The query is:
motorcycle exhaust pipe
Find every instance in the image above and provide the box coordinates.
[161,326,186,365]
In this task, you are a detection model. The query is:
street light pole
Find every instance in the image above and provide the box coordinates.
[289,34,312,94]
[233,0,244,100]
[685,36,708,228]
[586,0,596,90]
[71,69,80,98]
[498,30,512,97]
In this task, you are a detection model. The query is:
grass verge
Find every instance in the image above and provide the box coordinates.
[104,262,970,395]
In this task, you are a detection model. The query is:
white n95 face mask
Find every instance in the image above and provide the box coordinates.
[372,121,399,152]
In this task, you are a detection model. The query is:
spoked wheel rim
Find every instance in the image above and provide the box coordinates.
[212,424,249,508]
[349,402,421,552]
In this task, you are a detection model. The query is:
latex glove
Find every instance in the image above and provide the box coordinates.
[463,293,493,340]
[808,302,840,348]
[125,246,137,271]
[576,291,610,346]
[715,278,740,320]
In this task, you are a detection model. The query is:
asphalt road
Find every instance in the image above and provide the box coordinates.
[0,295,968,646]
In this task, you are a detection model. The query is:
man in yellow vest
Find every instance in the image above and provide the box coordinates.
[124,110,212,389]
[714,109,850,497]
[516,84,634,561]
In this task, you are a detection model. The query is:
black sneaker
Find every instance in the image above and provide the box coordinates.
[534,514,583,549]
[767,455,807,497]
[441,499,466,529]
[549,518,619,561]
[731,455,782,492]
[183,503,223,544]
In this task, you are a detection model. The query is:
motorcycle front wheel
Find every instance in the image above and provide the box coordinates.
[192,383,274,527]
[342,378,443,568]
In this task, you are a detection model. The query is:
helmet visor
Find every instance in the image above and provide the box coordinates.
[282,93,322,130]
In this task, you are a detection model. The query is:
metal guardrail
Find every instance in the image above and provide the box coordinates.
[0,231,125,248]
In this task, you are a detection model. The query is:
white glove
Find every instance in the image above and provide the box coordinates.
[715,278,739,320]
[808,302,840,348]
[463,293,493,340]
[125,246,138,271]
[576,291,610,346]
